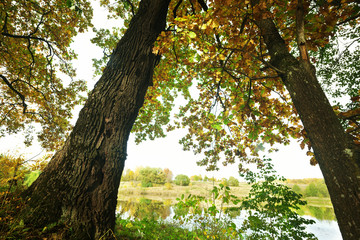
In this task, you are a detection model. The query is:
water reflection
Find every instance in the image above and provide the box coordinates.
[117,198,172,220]
[117,198,335,221]
[116,198,340,240]
[297,205,336,221]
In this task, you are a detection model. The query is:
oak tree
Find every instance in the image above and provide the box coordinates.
[21,0,171,239]
[3,0,360,239]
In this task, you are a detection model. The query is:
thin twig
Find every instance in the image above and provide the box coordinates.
[173,0,183,19]
[337,13,360,26]
[124,0,135,16]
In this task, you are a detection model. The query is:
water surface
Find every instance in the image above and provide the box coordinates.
[117,198,342,240]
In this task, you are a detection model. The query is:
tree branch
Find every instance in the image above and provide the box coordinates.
[296,0,309,61]
[124,0,135,16]
[337,13,360,26]
[0,105,16,125]
[197,0,208,11]
[31,11,51,36]
[0,75,27,113]
[2,12,8,33]
[12,78,48,102]
[173,0,183,19]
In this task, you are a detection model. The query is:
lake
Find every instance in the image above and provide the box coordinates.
[116,198,342,240]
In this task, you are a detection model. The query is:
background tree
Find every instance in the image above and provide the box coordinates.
[121,169,135,181]
[190,174,202,181]
[138,167,167,187]
[163,167,173,182]
[0,0,92,150]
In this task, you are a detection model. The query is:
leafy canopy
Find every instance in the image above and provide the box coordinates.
[0,0,93,150]
[92,0,360,171]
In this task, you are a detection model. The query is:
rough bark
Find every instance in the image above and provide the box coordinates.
[22,0,170,239]
[257,18,360,240]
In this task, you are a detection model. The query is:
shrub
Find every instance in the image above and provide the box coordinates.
[141,180,153,188]
[240,158,316,240]
[116,218,198,239]
[173,184,241,239]
[228,176,239,187]
[174,174,190,186]
[0,154,48,239]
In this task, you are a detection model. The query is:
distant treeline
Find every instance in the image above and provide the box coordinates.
[121,166,240,187]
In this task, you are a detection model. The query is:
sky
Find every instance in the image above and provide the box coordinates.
[0,1,324,180]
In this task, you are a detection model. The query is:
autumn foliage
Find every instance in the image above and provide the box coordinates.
[131,0,359,169]
[0,0,93,150]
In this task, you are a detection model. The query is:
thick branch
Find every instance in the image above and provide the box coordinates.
[197,0,208,11]
[0,74,27,113]
[2,31,49,42]
[296,0,309,61]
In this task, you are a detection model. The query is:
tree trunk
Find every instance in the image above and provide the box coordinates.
[257,18,360,240]
[22,0,170,239]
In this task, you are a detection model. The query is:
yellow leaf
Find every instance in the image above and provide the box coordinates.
[211,20,219,28]
[219,54,226,60]
[188,31,197,38]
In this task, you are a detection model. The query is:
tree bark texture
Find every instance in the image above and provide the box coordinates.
[257,18,360,240]
[22,0,170,239]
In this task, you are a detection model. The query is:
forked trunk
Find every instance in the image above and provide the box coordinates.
[22,0,170,239]
[258,18,360,240]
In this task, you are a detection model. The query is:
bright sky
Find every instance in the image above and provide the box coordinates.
[0,1,324,180]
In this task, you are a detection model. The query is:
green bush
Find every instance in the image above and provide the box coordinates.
[228,176,239,187]
[141,180,153,188]
[116,218,198,239]
[174,174,190,186]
